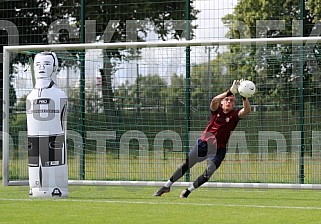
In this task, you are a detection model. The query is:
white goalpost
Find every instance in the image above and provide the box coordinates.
[3,37,321,190]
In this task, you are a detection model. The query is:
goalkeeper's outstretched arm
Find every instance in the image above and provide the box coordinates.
[238,97,251,118]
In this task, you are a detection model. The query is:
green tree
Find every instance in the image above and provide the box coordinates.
[115,80,133,108]
[166,73,185,116]
[138,74,167,108]
[222,0,321,109]
[115,74,167,109]
[81,0,199,124]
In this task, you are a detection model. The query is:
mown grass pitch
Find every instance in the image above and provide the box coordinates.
[1,184,321,223]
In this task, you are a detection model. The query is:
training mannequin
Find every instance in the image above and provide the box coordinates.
[26,52,68,198]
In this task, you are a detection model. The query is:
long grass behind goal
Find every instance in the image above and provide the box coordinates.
[3,37,321,188]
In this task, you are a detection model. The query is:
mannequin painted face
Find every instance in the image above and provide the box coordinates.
[33,53,56,79]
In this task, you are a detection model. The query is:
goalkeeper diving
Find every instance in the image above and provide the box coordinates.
[153,79,252,198]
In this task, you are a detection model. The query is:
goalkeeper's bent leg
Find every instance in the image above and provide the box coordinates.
[169,141,203,183]
[190,149,226,190]
[192,160,217,189]
[169,158,194,182]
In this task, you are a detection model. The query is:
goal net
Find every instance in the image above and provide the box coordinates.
[3,37,321,189]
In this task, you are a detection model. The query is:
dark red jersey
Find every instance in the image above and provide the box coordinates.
[200,106,240,148]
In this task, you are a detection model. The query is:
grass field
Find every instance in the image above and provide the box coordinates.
[1,184,321,223]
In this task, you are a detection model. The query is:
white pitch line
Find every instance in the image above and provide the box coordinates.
[1,198,321,210]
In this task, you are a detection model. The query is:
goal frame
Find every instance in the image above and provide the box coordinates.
[3,37,321,189]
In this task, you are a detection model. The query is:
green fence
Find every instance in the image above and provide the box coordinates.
[2,0,321,185]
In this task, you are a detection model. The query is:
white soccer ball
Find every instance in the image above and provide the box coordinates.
[238,80,256,98]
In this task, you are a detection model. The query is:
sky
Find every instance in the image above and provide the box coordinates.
[14,0,239,98]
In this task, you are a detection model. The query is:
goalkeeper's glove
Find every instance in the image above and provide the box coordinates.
[239,79,247,100]
[229,80,239,95]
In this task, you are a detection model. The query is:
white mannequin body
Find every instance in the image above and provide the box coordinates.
[26,52,68,198]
